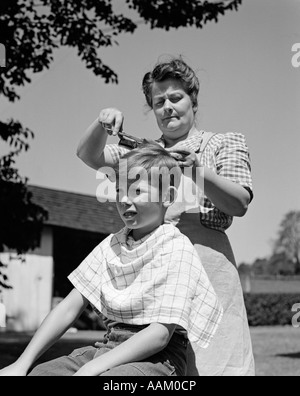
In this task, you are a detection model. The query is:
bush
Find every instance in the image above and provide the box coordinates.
[244,294,300,326]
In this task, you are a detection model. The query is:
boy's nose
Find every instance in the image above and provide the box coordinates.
[120,195,132,206]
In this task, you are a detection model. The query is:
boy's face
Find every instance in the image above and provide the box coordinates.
[116,176,167,240]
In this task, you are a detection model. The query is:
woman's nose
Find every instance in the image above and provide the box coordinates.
[163,100,173,114]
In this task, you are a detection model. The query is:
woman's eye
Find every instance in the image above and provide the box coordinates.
[171,96,181,103]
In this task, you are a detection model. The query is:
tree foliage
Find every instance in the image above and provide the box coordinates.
[274,211,300,275]
[239,211,300,278]
[0,120,48,290]
[0,120,49,250]
[0,0,242,102]
[267,253,296,277]
[0,0,242,290]
[126,0,242,30]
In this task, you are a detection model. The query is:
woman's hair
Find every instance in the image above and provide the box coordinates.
[114,141,181,195]
[142,57,200,111]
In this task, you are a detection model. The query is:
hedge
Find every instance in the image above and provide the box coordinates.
[244,294,300,327]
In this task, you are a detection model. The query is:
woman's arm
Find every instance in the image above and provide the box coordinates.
[77,109,124,170]
[0,289,89,376]
[77,119,109,170]
[74,323,177,376]
[168,144,251,217]
[196,166,251,217]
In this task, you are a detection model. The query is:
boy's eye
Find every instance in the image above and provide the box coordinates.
[116,188,125,196]
[135,188,141,196]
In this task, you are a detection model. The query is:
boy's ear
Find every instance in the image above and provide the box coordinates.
[163,186,178,208]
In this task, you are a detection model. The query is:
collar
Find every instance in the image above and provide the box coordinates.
[156,131,204,153]
[120,227,156,249]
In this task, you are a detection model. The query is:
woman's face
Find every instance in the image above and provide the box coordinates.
[151,79,197,143]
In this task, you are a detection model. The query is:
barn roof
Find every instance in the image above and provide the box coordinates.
[29,185,123,235]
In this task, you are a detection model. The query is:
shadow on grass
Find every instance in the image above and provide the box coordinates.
[276,352,300,359]
[0,339,97,370]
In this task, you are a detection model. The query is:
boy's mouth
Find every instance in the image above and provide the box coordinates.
[123,211,138,220]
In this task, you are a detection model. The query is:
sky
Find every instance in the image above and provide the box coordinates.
[0,0,299,265]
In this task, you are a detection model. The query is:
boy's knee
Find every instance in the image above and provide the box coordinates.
[28,356,77,376]
[28,363,54,376]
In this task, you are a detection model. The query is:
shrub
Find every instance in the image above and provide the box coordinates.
[244,294,300,326]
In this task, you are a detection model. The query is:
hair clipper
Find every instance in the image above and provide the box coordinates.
[118,132,145,149]
[102,123,145,149]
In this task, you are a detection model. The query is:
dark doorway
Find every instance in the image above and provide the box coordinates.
[53,227,107,298]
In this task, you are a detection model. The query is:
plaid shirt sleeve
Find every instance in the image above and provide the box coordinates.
[106,144,131,165]
[213,133,253,199]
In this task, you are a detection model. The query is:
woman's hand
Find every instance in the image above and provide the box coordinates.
[98,108,124,137]
[166,143,201,168]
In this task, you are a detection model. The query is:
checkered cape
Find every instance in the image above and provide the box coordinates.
[69,224,223,349]
[106,131,253,232]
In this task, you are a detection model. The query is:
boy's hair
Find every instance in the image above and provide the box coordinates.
[114,141,181,197]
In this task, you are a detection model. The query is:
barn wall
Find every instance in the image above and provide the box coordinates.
[1,227,53,332]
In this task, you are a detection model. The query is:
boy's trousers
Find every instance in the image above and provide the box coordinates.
[28,326,188,376]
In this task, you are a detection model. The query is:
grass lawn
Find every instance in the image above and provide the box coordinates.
[0,327,300,376]
[251,326,300,376]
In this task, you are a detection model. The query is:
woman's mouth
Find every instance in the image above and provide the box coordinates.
[164,116,178,121]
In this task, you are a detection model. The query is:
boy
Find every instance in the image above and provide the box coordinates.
[0,143,222,377]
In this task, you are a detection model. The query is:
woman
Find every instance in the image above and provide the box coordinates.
[77,58,255,376]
